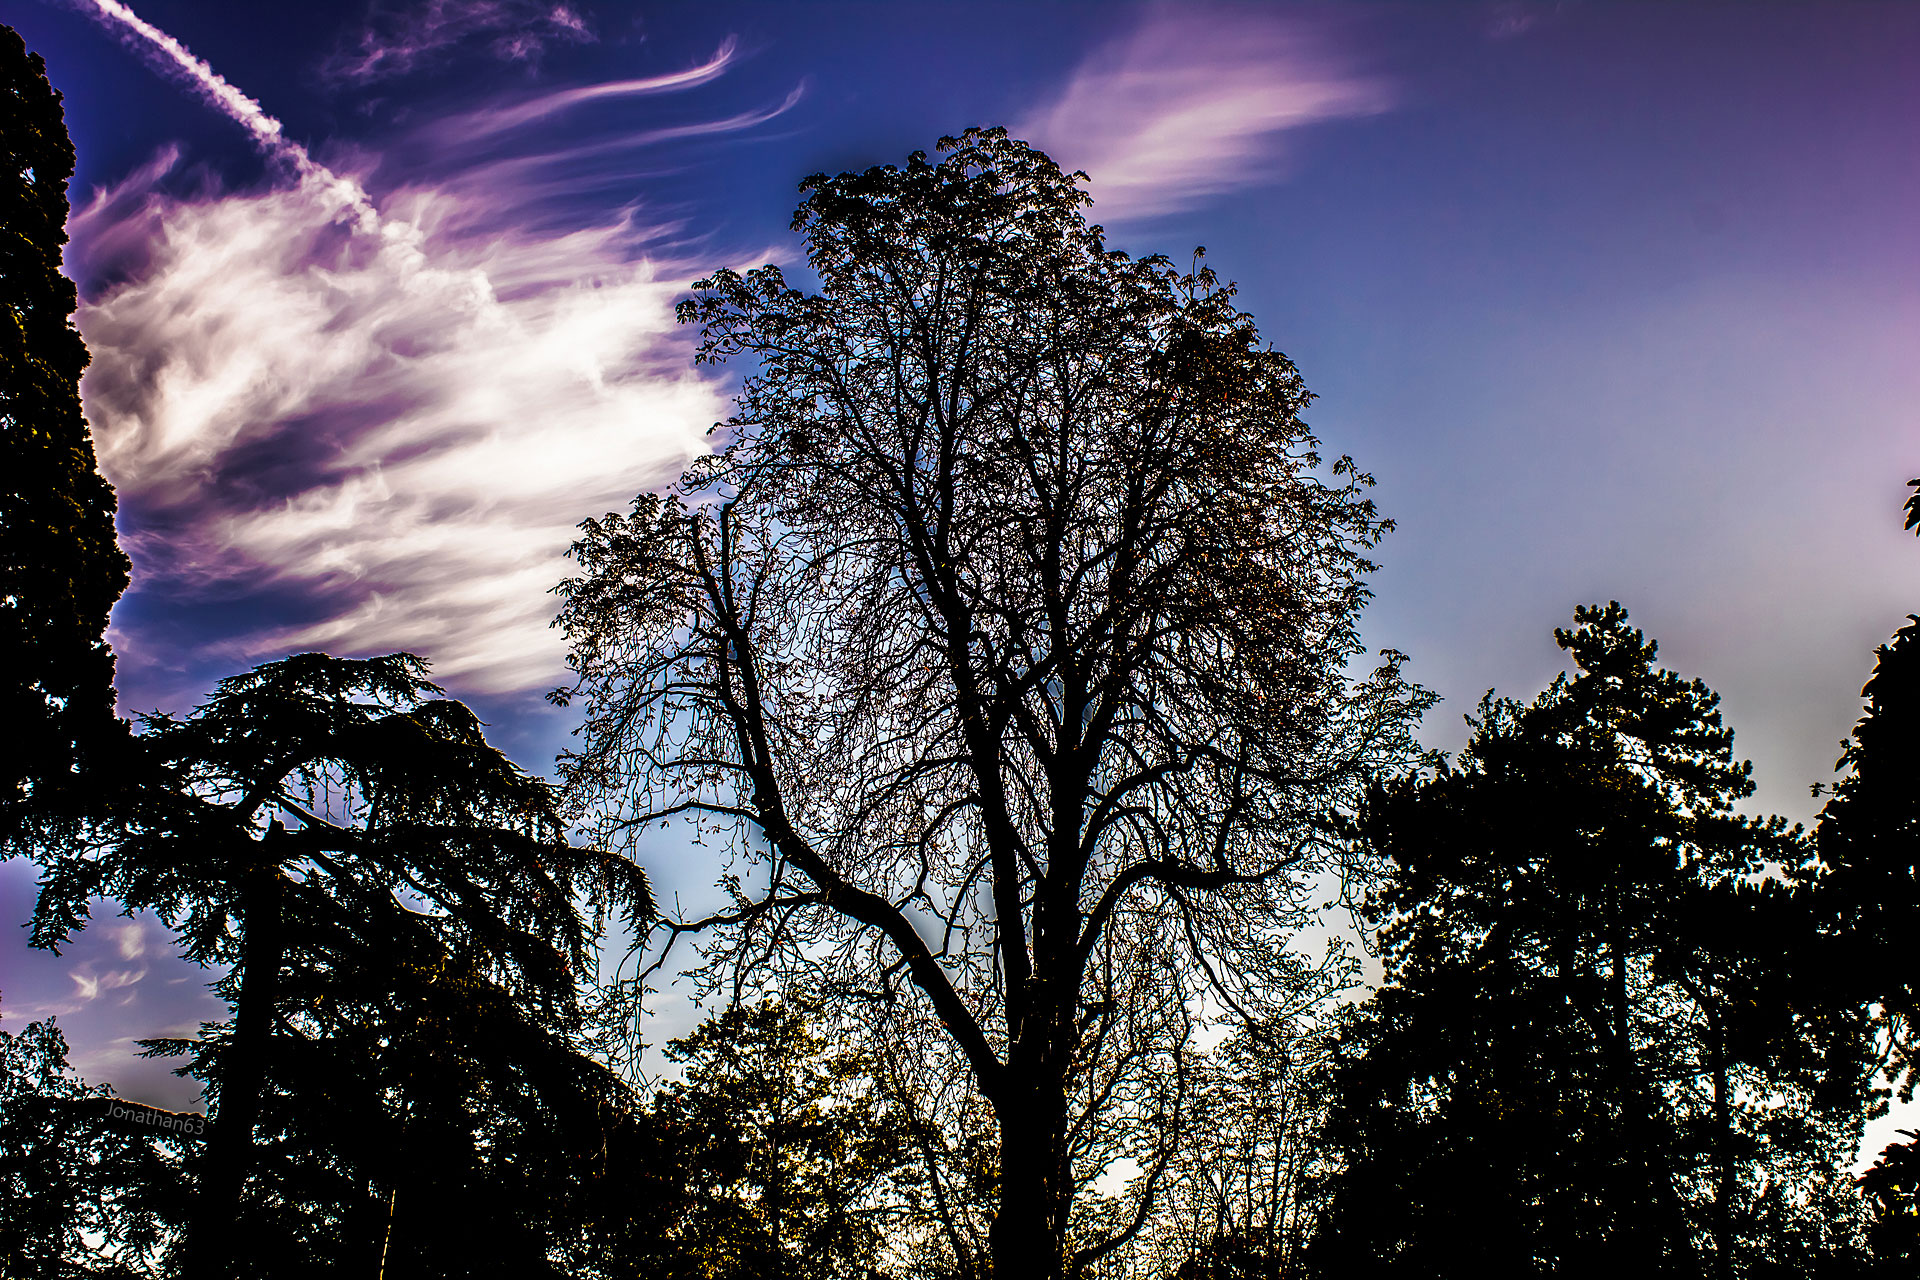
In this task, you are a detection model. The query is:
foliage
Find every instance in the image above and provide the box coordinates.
[1812,623,1920,1099]
[0,1015,189,1278]
[0,22,132,857]
[1859,1129,1919,1275]
[1815,477,1920,1276]
[555,126,1425,1279]
[1310,604,1869,1278]
[1139,1018,1335,1280]
[651,998,916,1279]
[30,652,653,1278]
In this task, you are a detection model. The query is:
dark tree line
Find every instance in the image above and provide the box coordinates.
[2,986,929,1279]
[4,26,1918,1273]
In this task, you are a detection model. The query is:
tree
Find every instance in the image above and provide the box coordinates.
[1812,477,1920,1091]
[1,22,132,854]
[30,652,653,1280]
[651,999,916,1279]
[0,1014,189,1278]
[1814,476,1920,1275]
[1141,1017,1335,1280]
[555,127,1425,1278]
[142,857,656,1280]
[1858,1129,1919,1275]
[1310,605,1869,1278]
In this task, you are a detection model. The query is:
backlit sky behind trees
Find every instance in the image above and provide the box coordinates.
[3,0,1916,1110]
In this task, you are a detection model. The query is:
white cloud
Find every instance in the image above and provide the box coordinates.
[66,0,768,699]
[428,37,740,141]
[1017,6,1391,221]
[115,920,148,961]
[68,959,148,1003]
[76,159,726,696]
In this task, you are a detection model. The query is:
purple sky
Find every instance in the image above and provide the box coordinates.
[3,1,1917,1139]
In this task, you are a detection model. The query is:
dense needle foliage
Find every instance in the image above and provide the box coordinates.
[1311,605,1871,1277]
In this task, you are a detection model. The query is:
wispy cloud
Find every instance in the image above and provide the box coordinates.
[113,919,148,961]
[1016,6,1390,221]
[321,0,598,86]
[1483,1,1575,42]
[68,964,145,1003]
[68,2,785,702]
[430,36,740,141]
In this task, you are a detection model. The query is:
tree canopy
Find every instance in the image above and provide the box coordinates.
[556,127,1426,1277]
[1311,604,1869,1277]
[1811,476,1920,1271]
[30,652,653,1279]
[0,1015,188,1279]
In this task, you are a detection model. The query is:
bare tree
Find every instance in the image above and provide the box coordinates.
[1135,1017,1336,1279]
[554,128,1424,1279]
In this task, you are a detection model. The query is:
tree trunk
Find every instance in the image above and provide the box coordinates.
[1669,964,1737,1278]
[988,1078,1072,1280]
[1706,1011,1734,1280]
[187,850,284,1280]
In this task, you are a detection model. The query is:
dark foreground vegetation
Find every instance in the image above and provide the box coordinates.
[4,23,1917,1279]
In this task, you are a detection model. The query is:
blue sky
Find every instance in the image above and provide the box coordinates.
[3,1,1917,1120]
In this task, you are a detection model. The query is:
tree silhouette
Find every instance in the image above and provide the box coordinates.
[0,1015,189,1278]
[30,652,652,1280]
[1859,1129,1919,1275]
[555,128,1425,1278]
[650,999,914,1279]
[1311,605,1868,1278]
[1814,476,1920,1275]
[142,857,657,1279]
[0,22,132,857]
[1813,536,1920,1096]
[1145,1017,1334,1280]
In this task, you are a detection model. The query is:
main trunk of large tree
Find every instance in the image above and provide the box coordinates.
[187,858,283,1280]
[988,1076,1073,1280]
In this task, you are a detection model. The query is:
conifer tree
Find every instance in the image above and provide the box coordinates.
[1313,605,1869,1277]
[1,22,131,853]
[31,652,653,1280]
[1814,477,1920,1273]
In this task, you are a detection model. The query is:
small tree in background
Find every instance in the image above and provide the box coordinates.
[1140,1017,1334,1280]
[1311,605,1869,1278]
[654,999,915,1279]
[0,1015,188,1278]
[0,22,132,856]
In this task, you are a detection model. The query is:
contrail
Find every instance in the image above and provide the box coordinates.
[78,0,378,227]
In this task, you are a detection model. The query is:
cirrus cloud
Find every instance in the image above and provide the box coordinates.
[67,1,789,706]
[77,164,723,698]
[321,0,598,86]
[1017,5,1390,221]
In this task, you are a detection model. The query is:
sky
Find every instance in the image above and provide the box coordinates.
[2,0,1917,1137]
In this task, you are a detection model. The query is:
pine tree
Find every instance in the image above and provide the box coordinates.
[1813,477,1920,1274]
[1312,605,1869,1277]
